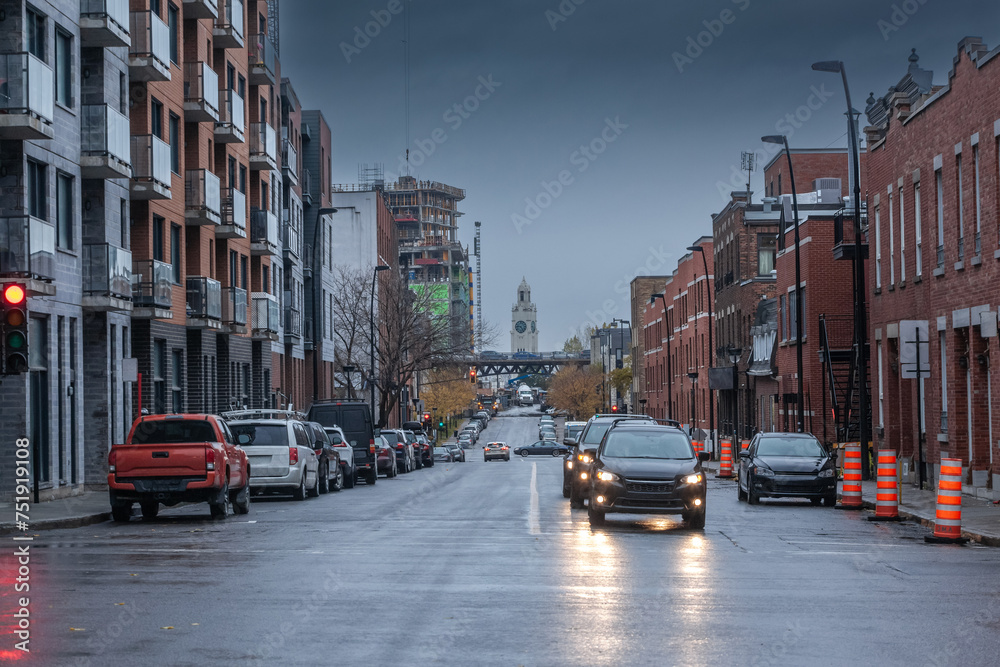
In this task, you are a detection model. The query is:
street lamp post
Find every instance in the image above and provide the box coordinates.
[687,372,699,438]
[727,345,743,440]
[761,136,805,433]
[687,245,715,453]
[811,59,870,478]
[370,264,391,425]
[342,365,356,399]
[651,293,673,420]
[313,207,338,403]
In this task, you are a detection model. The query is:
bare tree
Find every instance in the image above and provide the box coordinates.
[331,266,372,399]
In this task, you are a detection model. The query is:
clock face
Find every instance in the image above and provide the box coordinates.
[530,321,536,333]
[515,321,527,334]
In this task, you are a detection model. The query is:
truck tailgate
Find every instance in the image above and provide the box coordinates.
[114,443,208,477]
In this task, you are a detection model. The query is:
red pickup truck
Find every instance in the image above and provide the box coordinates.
[108,413,251,522]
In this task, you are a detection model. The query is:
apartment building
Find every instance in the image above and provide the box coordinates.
[865,40,1000,494]
[629,275,670,413]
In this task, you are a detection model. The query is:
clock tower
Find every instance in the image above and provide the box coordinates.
[511,277,539,354]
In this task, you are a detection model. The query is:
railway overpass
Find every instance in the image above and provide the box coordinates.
[463,352,590,377]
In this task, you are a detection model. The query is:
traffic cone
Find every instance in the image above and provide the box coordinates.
[838,442,863,508]
[741,439,750,452]
[717,439,733,478]
[868,449,900,521]
[692,441,703,455]
[925,458,969,544]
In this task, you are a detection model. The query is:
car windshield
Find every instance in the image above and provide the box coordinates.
[132,419,216,444]
[228,424,289,447]
[756,438,826,457]
[602,431,693,459]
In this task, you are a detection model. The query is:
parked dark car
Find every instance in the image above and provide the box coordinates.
[737,432,837,506]
[303,421,343,494]
[374,435,398,477]
[513,441,570,457]
[414,432,434,467]
[307,400,377,485]
[587,422,709,528]
[445,443,466,462]
[433,446,454,463]
[382,429,417,473]
[567,414,657,509]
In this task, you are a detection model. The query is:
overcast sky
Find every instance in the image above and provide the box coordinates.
[282,0,998,352]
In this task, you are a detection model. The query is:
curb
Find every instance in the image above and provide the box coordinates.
[0,512,110,536]
[859,500,1000,548]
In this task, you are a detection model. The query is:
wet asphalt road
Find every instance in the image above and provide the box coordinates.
[23,407,1000,666]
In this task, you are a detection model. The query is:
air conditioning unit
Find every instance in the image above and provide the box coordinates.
[814,178,842,204]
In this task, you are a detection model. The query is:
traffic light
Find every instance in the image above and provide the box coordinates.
[469,367,477,384]
[438,420,445,429]
[422,412,431,429]
[610,404,619,413]
[2,283,28,375]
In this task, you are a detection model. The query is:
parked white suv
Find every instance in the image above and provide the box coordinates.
[225,412,320,500]
[324,426,356,489]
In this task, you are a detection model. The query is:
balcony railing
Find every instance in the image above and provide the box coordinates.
[132,259,172,309]
[219,187,247,236]
[0,216,55,280]
[83,243,132,299]
[301,168,312,204]
[81,104,131,179]
[130,134,171,198]
[248,33,276,85]
[0,53,54,138]
[183,61,219,122]
[284,306,301,340]
[282,137,298,184]
[213,0,244,49]
[185,169,221,225]
[250,208,279,254]
[282,216,301,259]
[215,88,244,143]
[249,122,276,169]
[252,292,280,334]
[80,0,130,47]
[186,276,222,320]
[182,0,219,21]
[128,10,170,81]
[222,286,248,326]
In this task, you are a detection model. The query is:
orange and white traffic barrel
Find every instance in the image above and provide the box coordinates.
[839,442,863,508]
[692,441,703,455]
[925,458,968,543]
[869,449,900,521]
[741,439,750,451]
[718,440,733,478]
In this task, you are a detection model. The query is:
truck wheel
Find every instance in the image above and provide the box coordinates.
[140,502,159,520]
[366,467,377,485]
[344,466,356,488]
[231,484,251,515]
[292,473,307,501]
[111,503,132,523]
[209,484,230,519]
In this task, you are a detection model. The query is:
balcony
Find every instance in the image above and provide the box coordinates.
[81,105,131,179]
[186,276,222,329]
[183,61,219,123]
[131,259,173,317]
[281,212,301,260]
[249,122,277,171]
[832,212,869,261]
[185,170,221,226]
[250,208,279,255]
[0,216,55,283]
[248,33,276,86]
[130,134,171,199]
[183,0,219,20]
[284,306,301,343]
[251,292,280,340]
[218,187,247,238]
[215,89,244,143]
[82,243,132,312]
[213,0,244,50]
[0,53,54,140]
[222,286,248,329]
[282,137,298,186]
[301,168,312,205]
[80,0,130,48]
[128,11,170,82]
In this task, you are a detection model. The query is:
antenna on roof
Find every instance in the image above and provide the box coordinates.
[741,151,757,204]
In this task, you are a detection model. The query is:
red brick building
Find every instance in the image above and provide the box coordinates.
[864,39,1000,494]
[640,236,715,445]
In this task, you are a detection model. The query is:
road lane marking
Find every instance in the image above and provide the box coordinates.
[529,461,540,535]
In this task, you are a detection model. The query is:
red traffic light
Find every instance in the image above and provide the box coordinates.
[423,413,431,421]
[3,284,25,305]
[611,405,619,413]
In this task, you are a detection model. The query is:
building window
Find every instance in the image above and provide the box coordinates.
[239,165,247,193]
[56,172,72,250]
[55,29,72,107]
[167,3,179,64]
[26,160,46,219]
[151,0,161,15]
[120,198,128,248]
[153,215,165,261]
[153,339,166,414]
[779,294,787,341]
[26,9,44,59]
[169,113,180,174]
[914,182,922,277]
[151,98,163,138]
[939,331,948,432]
[899,187,906,283]
[877,340,884,428]
[874,205,881,288]
[240,255,248,290]
[956,156,965,260]
[935,168,944,267]
[757,234,776,275]
[171,349,182,413]
[262,265,269,295]
[170,223,181,283]
[973,144,981,255]
[888,192,895,285]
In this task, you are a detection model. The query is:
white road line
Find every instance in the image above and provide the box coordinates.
[528,461,541,535]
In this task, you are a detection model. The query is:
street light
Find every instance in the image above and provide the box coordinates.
[370,264,391,424]
[811,59,870,478]
[650,293,673,420]
[687,371,699,439]
[727,344,743,440]
[761,135,805,433]
[312,207,337,403]
[687,244,715,453]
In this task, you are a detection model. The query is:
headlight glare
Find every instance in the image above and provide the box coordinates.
[596,471,617,482]
[683,473,702,484]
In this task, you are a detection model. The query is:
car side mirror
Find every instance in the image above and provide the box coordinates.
[373,429,381,438]
[738,450,750,459]
[237,433,251,445]
[564,437,578,446]
[698,451,711,462]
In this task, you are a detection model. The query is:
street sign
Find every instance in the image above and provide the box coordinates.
[899,320,930,379]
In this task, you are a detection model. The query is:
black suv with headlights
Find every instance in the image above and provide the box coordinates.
[737,432,837,505]
[566,414,657,508]
[587,422,709,528]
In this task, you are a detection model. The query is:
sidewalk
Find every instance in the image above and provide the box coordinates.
[0,491,110,535]
[703,459,1000,547]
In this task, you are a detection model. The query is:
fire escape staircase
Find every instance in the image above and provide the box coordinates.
[819,314,871,443]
